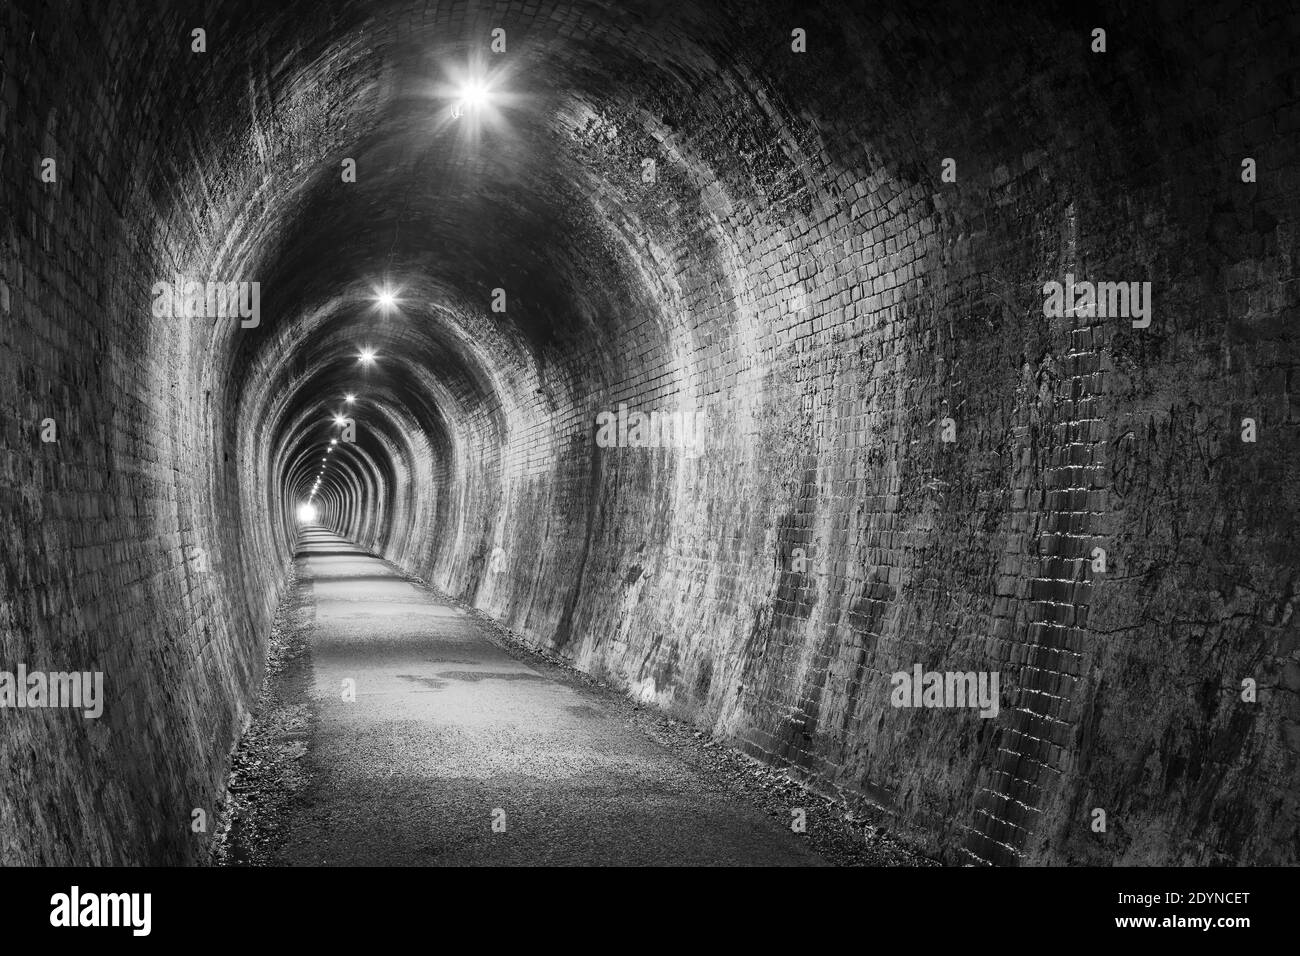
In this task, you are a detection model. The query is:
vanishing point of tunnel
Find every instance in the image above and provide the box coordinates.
[1,0,1298,869]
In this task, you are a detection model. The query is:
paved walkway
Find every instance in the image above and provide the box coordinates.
[270,527,826,866]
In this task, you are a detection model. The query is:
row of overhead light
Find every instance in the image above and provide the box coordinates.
[304,285,399,517]
[306,287,392,512]
[307,392,357,505]
[298,67,505,525]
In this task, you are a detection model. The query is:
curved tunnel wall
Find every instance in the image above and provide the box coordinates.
[0,0,1297,865]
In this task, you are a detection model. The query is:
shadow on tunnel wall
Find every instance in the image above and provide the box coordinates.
[0,0,1296,865]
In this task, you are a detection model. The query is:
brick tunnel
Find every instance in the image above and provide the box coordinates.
[1,0,1298,869]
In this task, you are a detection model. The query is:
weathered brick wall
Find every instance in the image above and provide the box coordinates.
[1,0,1296,866]
[0,1,267,864]
[379,2,1299,866]
[0,0,380,864]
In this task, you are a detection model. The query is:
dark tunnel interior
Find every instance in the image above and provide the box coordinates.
[1,0,1298,869]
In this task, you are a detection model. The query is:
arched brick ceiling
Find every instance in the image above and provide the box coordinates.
[1,0,1296,866]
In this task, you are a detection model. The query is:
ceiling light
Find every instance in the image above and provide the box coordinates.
[458,78,490,111]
